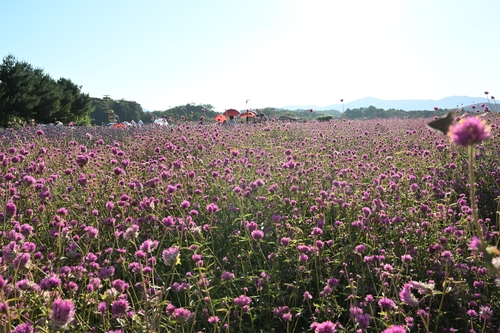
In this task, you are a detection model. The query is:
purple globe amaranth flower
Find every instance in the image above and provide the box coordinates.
[311,227,322,236]
[106,201,114,211]
[0,275,6,290]
[97,301,107,314]
[449,117,491,147]
[378,297,397,311]
[234,295,252,307]
[166,184,177,193]
[23,175,36,185]
[85,226,98,238]
[327,278,339,287]
[135,250,146,259]
[354,244,366,254]
[312,321,336,333]
[57,207,69,216]
[111,298,130,318]
[251,230,264,240]
[246,221,258,232]
[467,309,478,317]
[113,167,125,175]
[468,236,482,251]
[441,250,453,262]
[112,279,129,293]
[206,202,219,213]
[16,279,39,292]
[98,266,115,279]
[355,313,371,329]
[76,154,89,168]
[0,301,8,314]
[221,271,235,281]
[5,201,17,218]
[140,239,158,253]
[13,253,31,270]
[401,254,412,263]
[50,298,75,330]
[40,274,62,290]
[381,325,406,333]
[281,237,291,246]
[162,216,175,227]
[303,291,313,300]
[171,307,193,323]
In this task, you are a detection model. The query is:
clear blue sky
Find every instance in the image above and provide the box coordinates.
[2,0,499,112]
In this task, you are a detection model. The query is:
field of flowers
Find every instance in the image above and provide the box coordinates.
[1,116,499,333]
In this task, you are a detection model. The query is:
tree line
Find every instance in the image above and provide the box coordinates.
[0,54,223,127]
[89,99,219,125]
[0,54,94,127]
[341,105,452,120]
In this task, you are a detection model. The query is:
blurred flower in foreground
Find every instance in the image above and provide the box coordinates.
[11,322,33,333]
[50,299,75,330]
[448,117,491,147]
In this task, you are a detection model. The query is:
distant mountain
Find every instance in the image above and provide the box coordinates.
[284,96,493,112]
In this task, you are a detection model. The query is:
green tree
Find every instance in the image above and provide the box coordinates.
[89,98,111,125]
[89,97,145,125]
[160,103,217,122]
[113,99,144,122]
[0,54,94,126]
[30,72,61,123]
[317,115,333,122]
[55,78,93,125]
[0,55,41,127]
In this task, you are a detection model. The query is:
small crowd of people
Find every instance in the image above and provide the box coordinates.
[221,114,267,126]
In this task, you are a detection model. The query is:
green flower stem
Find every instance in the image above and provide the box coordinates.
[434,264,449,332]
[468,145,483,239]
[481,315,488,333]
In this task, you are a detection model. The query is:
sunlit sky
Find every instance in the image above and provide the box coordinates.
[2,0,499,111]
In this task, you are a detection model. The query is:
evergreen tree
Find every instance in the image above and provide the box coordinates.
[0,55,41,127]
[0,54,94,127]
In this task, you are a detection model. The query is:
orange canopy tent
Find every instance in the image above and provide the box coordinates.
[215,115,227,123]
[239,110,257,118]
[223,109,240,117]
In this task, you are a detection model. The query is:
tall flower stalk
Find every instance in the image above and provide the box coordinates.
[484,91,498,113]
[448,116,500,274]
[467,145,482,237]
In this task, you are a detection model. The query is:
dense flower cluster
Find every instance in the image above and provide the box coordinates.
[0,116,498,331]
